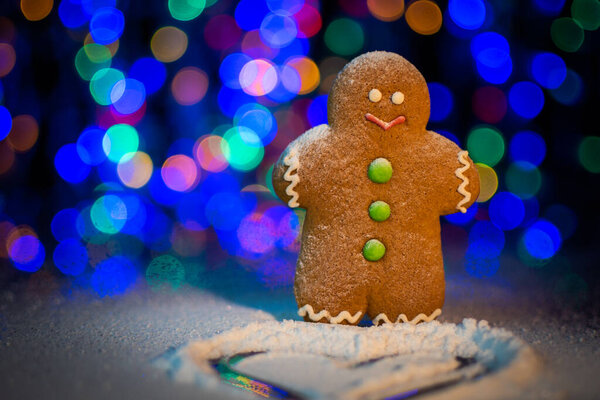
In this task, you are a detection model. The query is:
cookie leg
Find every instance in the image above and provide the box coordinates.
[366,262,444,325]
[295,272,367,326]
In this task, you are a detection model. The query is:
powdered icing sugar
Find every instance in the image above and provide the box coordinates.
[155,318,539,399]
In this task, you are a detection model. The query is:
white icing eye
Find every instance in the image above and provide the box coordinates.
[391,91,405,105]
[368,89,382,103]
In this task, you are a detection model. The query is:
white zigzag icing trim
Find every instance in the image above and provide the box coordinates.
[282,148,300,208]
[372,308,442,325]
[455,150,471,214]
[298,304,362,324]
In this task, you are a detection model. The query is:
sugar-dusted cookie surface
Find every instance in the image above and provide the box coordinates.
[272,51,480,325]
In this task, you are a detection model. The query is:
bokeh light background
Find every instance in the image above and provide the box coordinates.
[0,0,598,310]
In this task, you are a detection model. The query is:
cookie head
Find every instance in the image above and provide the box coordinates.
[328,51,431,134]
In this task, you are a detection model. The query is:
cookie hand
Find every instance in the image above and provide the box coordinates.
[447,149,479,214]
[428,132,480,215]
[272,124,331,209]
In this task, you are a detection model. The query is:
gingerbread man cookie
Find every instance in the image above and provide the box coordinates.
[272,52,480,325]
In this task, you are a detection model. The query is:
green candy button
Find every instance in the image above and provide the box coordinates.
[368,158,393,183]
[363,239,386,261]
[369,201,391,222]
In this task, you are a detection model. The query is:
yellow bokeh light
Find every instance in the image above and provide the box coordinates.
[475,163,499,202]
[405,0,443,35]
[117,151,153,189]
[151,26,188,63]
[367,0,405,22]
[287,56,320,95]
[21,0,53,21]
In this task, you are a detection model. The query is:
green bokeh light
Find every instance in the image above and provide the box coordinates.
[146,255,185,291]
[571,0,600,31]
[90,68,124,105]
[102,124,139,163]
[324,18,364,56]
[505,161,542,199]
[168,0,206,21]
[578,136,600,173]
[75,44,112,81]
[90,194,128,235]
[466,126,505,167]
[550,18,584,52]
[221,127,264,171]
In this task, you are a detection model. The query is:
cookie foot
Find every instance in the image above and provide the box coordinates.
[372,308,442,325]
[298,304,363,325]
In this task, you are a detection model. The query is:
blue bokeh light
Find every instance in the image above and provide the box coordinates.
[119,194,147,236]
[448,0,486,30]
[0,105,12,141]
[489,191,525,231]
[260,13,297,48]
[77,126,107,166]
[521,219,561,261]
[91,256,137,297]
[200,173,240,199]
[89,7,124,45]
[267,64,301,102]
[219,53,252,90]
[510,130,546,166]
[176,193,210,231]
[531,52,566,89]
[509,81,544,119]
[235,0,270,31]
[307,94,328,127]
[468,220,505,257]
[465,253,499,277]
[55,143,91,183]
[533,0,566,16]
[148,170,184,206]
[10,236,45,273]
[58,0,89,29]
[111,78,146,115]
[428,83,453,122]
[218,86,255,118]
[51,208,81,241]
[205,192,247,231]
[521,197,540,228]
[530,219,562,252]
[471,32,512,84]
[82,0,117,17]
[129,58,166,95]
[234,103,278,146]
[53,239,88,276]
[272,37,309,64]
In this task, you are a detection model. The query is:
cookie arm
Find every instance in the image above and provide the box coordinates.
[430,132,480,215]
[452,150,480,214]
[272,124,331,209]
[272,147,302,208]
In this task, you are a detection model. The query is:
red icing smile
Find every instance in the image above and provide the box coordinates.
[365,113,406,130]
